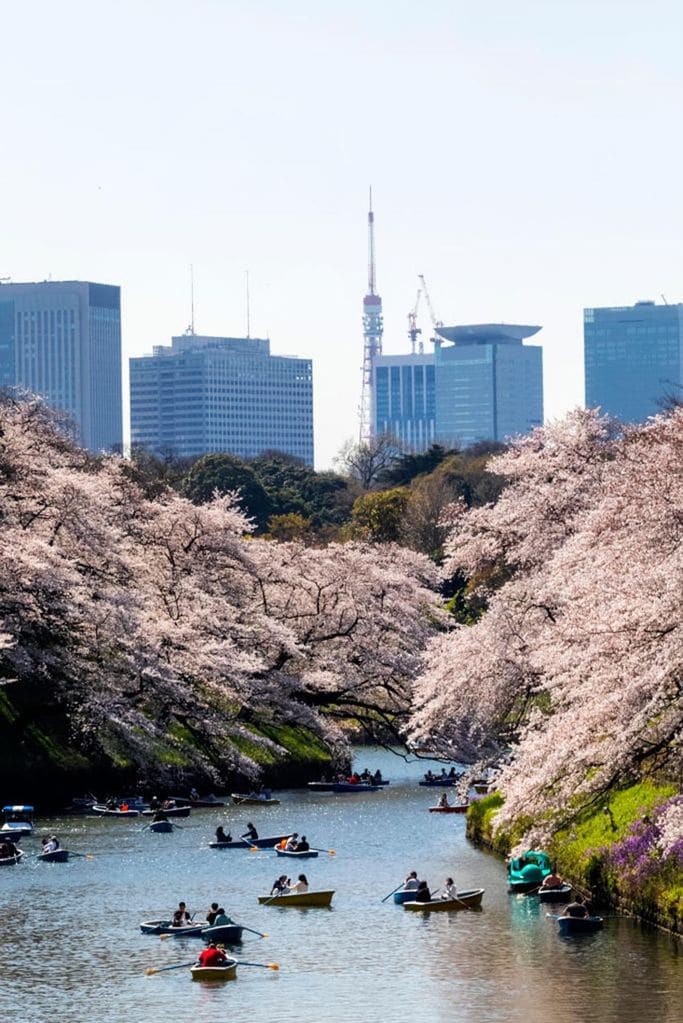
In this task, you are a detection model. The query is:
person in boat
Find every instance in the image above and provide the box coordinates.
[540,870,564,890]
[563,895,589,919]
[424,770,435,783]
[241,822,258,841]
[285,832,299,851]
[271,874,289,895]
[262,788,272,800]
[288,873,309,893]
[439,768,449,780]
[215,825,231,843]
[347,773,360,785]
[442,878,458,900]
[448,767,458,778]
[152,808,168,822]
[212,907,236,926]
[372,769,383,784]
[106,797,117,810]
[120,802,129,812]
[295,835,310,852]
[172,901,192,927]
[0,840,16,859]
[403,870,419,891]
[162,798,176,810]
[438,792,451,808]
[149,796,161,811]
[189,787,200,801]
[197,941,229,968]
[44,835,60,852]
[414,880,432,902]
[206,902,220,926]
[360,768,371,782]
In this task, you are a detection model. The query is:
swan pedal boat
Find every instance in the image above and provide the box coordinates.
[428,804,468,813]
[38,848,70,862]
[231,794,280,806]
[404,888,484,912]
[557,914,604,935]
[258,890,334,907]
[507,850,553,893]
[209,834,291,849]
[275,847,319,858]
[191,960,237,982]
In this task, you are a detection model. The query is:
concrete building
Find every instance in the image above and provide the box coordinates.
[0,280,122,452]
[584,300,683,423]
[433,323,543,448]
[372,352,435,449]
[130,333,314,464]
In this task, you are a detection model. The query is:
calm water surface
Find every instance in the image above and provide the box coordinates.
[1,748,680,1022]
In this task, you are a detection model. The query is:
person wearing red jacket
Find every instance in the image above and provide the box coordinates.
[198,942,229,967]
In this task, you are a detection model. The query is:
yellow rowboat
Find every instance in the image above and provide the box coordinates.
[257,890,334,907]
[403,888,484,912]
[190,961,237,981]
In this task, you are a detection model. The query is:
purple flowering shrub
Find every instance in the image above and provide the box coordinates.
[606,796,683,908]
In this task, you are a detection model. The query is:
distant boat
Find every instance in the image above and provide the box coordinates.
[231,794,280,806]
[141,805,190,818]
[1,805,34,839]
[191,961,237,982]
[90,805,139,818]
[209,834,291,850]
[38,848,70,862]
[148,820,174,833]
[258,890,334,907]
[557,914,603,936]
[428,803,469,813]
[403,888,484,912]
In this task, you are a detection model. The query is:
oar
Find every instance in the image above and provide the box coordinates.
[68,851,95,860]
[310,847,336,855]
[381,882,405,903]
[145,960,195,975]
[235,922,269,938]
[234,959,280,970]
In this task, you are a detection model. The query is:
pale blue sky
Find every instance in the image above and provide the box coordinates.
[3,0,683,466]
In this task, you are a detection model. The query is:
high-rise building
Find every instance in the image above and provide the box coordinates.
[0,280,122,452]
[130,333,314,464]
[372,352,436,449]
[433,323,543,448]
[584,300,683,423]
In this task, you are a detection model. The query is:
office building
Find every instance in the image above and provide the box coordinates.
[433,323,543,448]
[0,280,122,452]
[584,300,683,423]
[372,352,435,450]
[130,333,314,464]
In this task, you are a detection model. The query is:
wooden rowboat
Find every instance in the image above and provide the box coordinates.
[404,888,484,912]
[231,794,280,806]
[257,890,334,907]
[275,848,319,859]
[557,914,603,935]
[209,834,291,850]
[428,804,468,813]
[38,848,70,862]
[191,960,237,981]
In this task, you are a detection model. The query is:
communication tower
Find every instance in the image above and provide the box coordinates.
[359,189,383,443]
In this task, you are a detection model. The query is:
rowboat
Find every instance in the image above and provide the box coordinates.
[231,794,280,806]
[90,805,139,818]
[393,889,418,904]
[307,780,389,792]
[209,834,291,850]
[330,782,379,793]
[404,888,485,912]
[507,850,552,893]
[257,890,334,907]
[0,849,23,866]
[191,961,237,982]
[538,884,572,903]
[275,848,319,858]
[38,848,70,863]
[428,804,468,813]
[169,795,226,808]
[557,914,603,935]
[202,923,243,943]
[148,820,174,833]
[418,778,460,787]
[473,783,491,794]
[140,919,206,936]
[141,805,190,818]
[1,805,34,838]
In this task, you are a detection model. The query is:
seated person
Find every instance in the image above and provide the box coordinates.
[540,870,564,890]
[197,942,228,968]
[152,809,168,822]
[189,787,200,801]
[271,874,289,895]
[45,835,60,852]
[564,895,589,918]
[442,878,458,900]
[241,822,258,841]
[438,792,450,808]
[215,825,231,843]
[285,832,299,851]
[424,770,434,782]
[372,770,383,784]
[295,835,310,852]
[206,902,220,926]
[172,901,192,927]
[403,871,419,891]
[288,873,309,893]
[414,880,432,902]
[448,767,458,778]
[212,907,235,926]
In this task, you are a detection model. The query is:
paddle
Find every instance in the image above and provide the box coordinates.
[381,882,406,903]
[235,923,269,939]
[145,960,195,975]
[310,847,336,855]
[68,851,95,860]
[234,960,280,970]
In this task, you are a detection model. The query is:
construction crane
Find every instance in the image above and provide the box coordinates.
[408,288,422,353]
[418,274,443,342]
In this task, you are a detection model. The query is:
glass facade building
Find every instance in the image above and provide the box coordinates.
[130,334,314,464]
[433,324,543,448]
[0,280,122,453]
[372,353,436,450]
[584,301,683,423]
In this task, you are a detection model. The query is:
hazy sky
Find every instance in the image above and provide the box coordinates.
[3,0,683,466]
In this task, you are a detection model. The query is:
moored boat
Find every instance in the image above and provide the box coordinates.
[428,804,468,813]
[404,888,485,912]
[557,914,604,936]
[257,889,334,907]
[538,884,573,903]
[38,848,70,863]
[275,847,319,858]
[191,960,237,982]
[141,805,190,818]
[91,805,139,818]
[209,834,291,850]
[231,794,280,806]
[148,819,174,833]
[1,805,34,839]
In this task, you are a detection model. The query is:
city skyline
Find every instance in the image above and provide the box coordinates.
[4,2,683,467]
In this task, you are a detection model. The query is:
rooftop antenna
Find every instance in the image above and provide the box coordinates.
[190,263,196,335]
[245,270,251,338]
[661,294,669,305]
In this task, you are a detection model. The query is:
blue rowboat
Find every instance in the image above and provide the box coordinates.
[38,848,70,863]
[557,915,603,936]
[149,820,174,833]
[393,889,418,904]
[275,848,319,859]
[331,782,379,793]
[201,923,243,943]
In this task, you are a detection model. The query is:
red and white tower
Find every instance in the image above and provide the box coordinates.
[359,189,384,443]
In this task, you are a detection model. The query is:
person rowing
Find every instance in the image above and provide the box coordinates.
[241,822,258,842]
[441,877,458,900]
[540,869,564,890]
[271,874,289,895]
[563,895,589,918]
[172,901,192,927]
[438,792,451,808]
[197,941,229,968]
[206,902,220,926]
[285,832,299,851]
[295,835,310,852]
[402,870,419,891]
[152,808,168,822]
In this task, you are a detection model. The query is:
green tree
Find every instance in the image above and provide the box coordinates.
[347,488,409,543]
[182,453,272,529]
